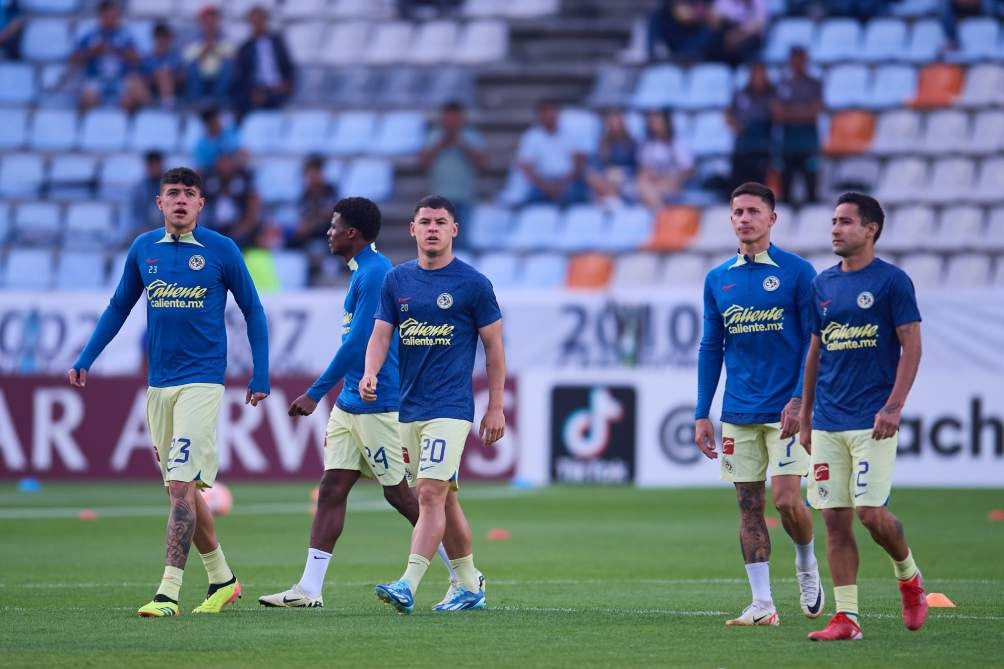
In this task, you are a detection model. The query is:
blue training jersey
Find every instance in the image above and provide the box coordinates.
[375,257,501,423]
[810,257,921,431]
[696,244,816,424]
[74,227,269,392]
[305,245,400,413]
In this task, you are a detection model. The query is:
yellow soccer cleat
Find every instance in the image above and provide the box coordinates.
[192,578,242,614]
[138,599,180,617]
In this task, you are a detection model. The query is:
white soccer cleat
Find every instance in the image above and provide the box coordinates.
[434,570,485,611]
[258,584,323,608]
[725,602,780,627]
[797,566,825,618]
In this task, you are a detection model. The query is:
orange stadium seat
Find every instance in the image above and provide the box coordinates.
[645,205,700,251]
[825,110,876,155]
[910,63,964,109]
[566,252,614,290]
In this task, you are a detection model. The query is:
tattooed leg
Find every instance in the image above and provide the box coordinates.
[165,481,198,569]
[735,481,771,564]
[856,506,910,561]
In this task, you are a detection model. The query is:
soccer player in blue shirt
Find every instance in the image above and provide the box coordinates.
[361,195,506,613]
[258,197,456,608]
[695,182,823,627]
[801,192,926,641]
[68,167,269,617]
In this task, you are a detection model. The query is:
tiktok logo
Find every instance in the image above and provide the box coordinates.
[561,387,625,459]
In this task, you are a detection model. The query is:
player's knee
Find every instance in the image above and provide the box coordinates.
[773,494,801,519]
[382,484,414,513]
[316,479,348,509]
[416,483,447,509]
[855,506,884,530]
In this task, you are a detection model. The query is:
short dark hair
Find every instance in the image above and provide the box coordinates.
[199,105,220,124]
[153,21,172,38]
[836,191,885,242]
[333,197,381,242]
[160,167,203,193]
[442,100,464,114]
[413,195,457,221]
[98,0,117,12]
[304,154,324,171]
[730,182,776,211]
[144,149,164,164]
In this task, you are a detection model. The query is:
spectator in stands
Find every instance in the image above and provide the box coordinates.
[636,109,694,211]
[397,0,463,19]
[142,22,183,109]
[128,150,165,239]
[70,0,148,112]
[201,151,262,249]
[771,46,822,204]
[0,0,25,60]
[233,6,295,120]
[183,5,234,109]
[727,61,773,189]
[648,0,717,62]
[287,154,337,250]
[193,105,241,173]
[586,108,637,211]
[417,101,486,248]
[941,0,997,54]
[710,0,766,66]
[516,99,587,206]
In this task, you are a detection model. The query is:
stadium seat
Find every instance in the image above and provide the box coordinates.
[920,110,970,155]
[239,111,285,153]
[129,0,174,17]
[857,18,908,63]
[364,21,413,65]
[520,252,566,288]
[558,109,602,155]
[285,22,325,65]
[871,110,922,155]
[824,111,875,155]
[556,204,605,252]
[956,64,1004,108]
[332,0,393,17]
[321,21,370,65]
[955,17,1000,62]
[771,203,799,249]
[28,0,78,12]
[338,158,392,202]
[272,250,308,290]
[0,203,10,245]
[566,252,614,290]
[281,0,328,20]
[47,154,97,200]
[467,204,512,251]
[923,157,975,203]
[968,110,1004,156]
[80,109,128,152]
[690,110,734,156]
[55,250,106,290]
[371,112,426,156]
[126,20,154,55]
[0,63,36,104]
[284,110,333,154]
[410,20,459,65]
[875,157,928,204]
[828,156,880,194]
[764,18,815,63]
[2,247,55,290]
[64,202,117,248]
[680,63,732,110]
[99,153,144,199]
[813,18,861,64]
[329,111,377,155]
[891,0,940,17]
[612,253,661,288]
[985,207,1004,251]
[945,253,993,287]
[13,202,61,244]
[807,253,837,274]
[0,109,27,150]
[883,204,937,252]
[662,253,707,286]
[973,157,1004,204]
[423,67,476,108]
[934,206,984,251]
[869,64,917,109]
[29,109,77,151]
[454,20,508,64]
[503,0,559,17]
[645,205,700,251]
[791,204,834,253]
[587,65,636,108]
[631,64,685,109]
[22,19,72,61]
[476,251,520,288]
[691,204,734,252]
[0,154,44,198]
[509,204,562,251]
[608,205,653,252]
[904,19,946,63]
[911,63,964,108]
[824,64,870,109]
[129,110,180,152]
[462,0,505,16]
[254,157,302,204]
[898,253,943,289]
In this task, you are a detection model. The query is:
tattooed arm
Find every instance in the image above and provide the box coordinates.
[873,321,921,440]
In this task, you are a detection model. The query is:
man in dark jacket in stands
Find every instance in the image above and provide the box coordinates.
[233,5,295,120]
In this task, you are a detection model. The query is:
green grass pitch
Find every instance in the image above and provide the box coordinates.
[1,482,1002,668]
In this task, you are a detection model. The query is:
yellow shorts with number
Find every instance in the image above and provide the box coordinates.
[720,422,810,483]
[324,406,406,486]
[808,429,897,509]
[399,418,472,490]
[146,383,225,489]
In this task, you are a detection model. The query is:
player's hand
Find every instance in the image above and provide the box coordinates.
[246,389,268,407]
[872,403,901,440]
[359,374,378,402]
[799,410,812,454]
[694,418,717,459]
[288,394,317,417]
[779,397,802,439]
[67,368,87,388]
[479,406,505,445]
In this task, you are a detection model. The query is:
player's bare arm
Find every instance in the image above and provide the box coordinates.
[779,397,801,440]
[694,418,717,459]
[872,321,922,440]
[798,335,821,453]
[360,320,394,402]
[478,319,506,445]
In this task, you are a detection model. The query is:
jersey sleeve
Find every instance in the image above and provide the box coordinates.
[374,271,399,325]
[73,241,145,370]
[791,261,818,399]
[473,275,502,328]
[695,272,725,420]
[889,270,922,326]
[222,239,270,394]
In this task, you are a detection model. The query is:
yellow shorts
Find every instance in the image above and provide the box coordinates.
[399,418,472,490]
[808,429,897,509]
[146,383,225,489]
[324,406,406,486]
[720,422,810,483]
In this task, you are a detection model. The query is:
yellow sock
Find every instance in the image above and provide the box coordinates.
[401,554,430,594]
[199,545,233,584]
[450,554,480,592]
[834,584,859,619]
[156,565,184,602]
[893,549,918,581]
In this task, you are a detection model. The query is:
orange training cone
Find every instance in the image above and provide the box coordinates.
[926,593,956,608]
[988,509,1004,521]
[765,517,780,529]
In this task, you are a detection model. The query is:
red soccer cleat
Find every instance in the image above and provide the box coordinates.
[807,612,863,641]
[898,572,929,631]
